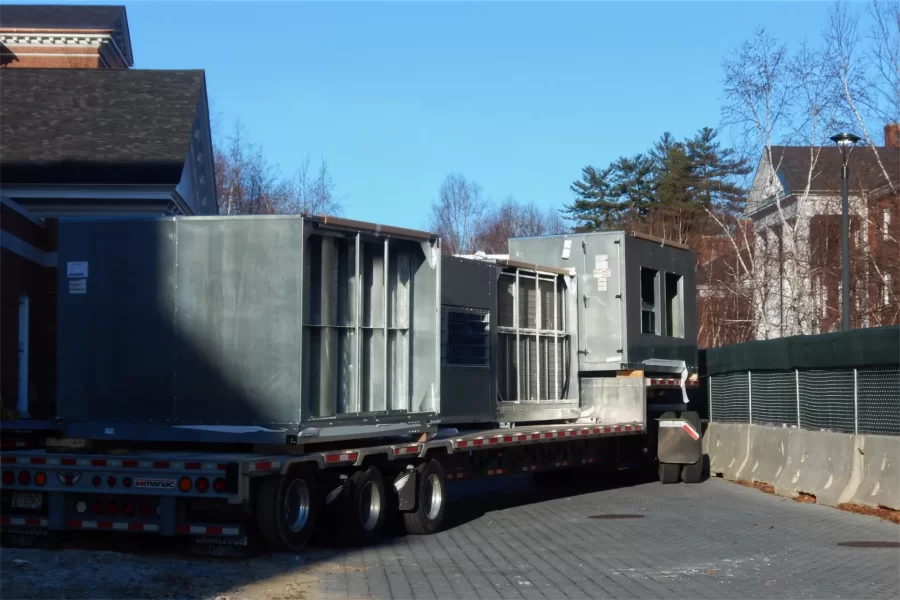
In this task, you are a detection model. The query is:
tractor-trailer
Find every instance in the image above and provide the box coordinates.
[0,216,702,553]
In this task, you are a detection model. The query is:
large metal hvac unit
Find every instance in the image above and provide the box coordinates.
[509,231,697,375]
[439,256,579,425]
[55,215,441,438]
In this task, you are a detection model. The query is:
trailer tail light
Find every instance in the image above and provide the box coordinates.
[213,478,226,494]
[17,471,30,485]
[122,502,135,517]
[195,477,209,494]
[138,504,153,517]
[2,471,14,485]
[122,477,132,488]
[178,477,192,493]
[107,476,117,488]
[106,502,118,516]
[34,472,47,486]
[92,476,102,487]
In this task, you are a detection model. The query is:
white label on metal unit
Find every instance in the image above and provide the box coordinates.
[133,479,177,490]
[67,261,88,278]
[595,254,609,271]
[561,239,572,259]
[68,279,87,295]
[597,277,607,291]
[606,356,622,362]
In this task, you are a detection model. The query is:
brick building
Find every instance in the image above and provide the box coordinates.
[744,124,900,338]
[0,5,217,419]
[0,4,133,69]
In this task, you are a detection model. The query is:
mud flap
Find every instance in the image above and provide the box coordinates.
[393,468,417,512]
[657,414,701,465]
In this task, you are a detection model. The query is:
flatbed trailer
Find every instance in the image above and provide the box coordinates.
[1,400,700,553]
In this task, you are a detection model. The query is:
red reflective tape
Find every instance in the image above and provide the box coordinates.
[97,522,113,530]
[185,462,202,470]
[456,441,468,448]
[682,423,700,441]
[580,429,589,435]
[517,435,526,441]
[473,439,484,446]
[488,438,500,445]
[615,426,622,432]
[0,517,10,525]
[66,520,81,528]
[122,460,138,468]
[128,523,143,532]
[217,464,228,470]
[1,456,16,464]
[543,432,553,439]
[61,458,76,466]
[593,427,602,434]
[152,461,170,469]
[91,459,107,467]
[254,461,272,471]
[25,518,41,526]
[30,457,46,465]
[176,525,190,534]
[503,436,513,443]
[324,455,340,463]
[531,433,540,440]
[206,525,223,535]
[624,425,632,432]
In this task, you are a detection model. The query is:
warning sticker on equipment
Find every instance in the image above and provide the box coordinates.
[67,261,88,278]
[68,279,87,295]
[597,277,607,291]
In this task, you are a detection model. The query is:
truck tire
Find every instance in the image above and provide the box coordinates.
[403,460,446,536]
[680,411,704,484]
[255,466,318,552]
[657,411,680,484]
[339,466,387,546]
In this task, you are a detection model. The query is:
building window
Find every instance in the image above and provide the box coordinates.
[884,272,893,307]
[443,308,489,366]
[884,208,892,241]
[641,267,659,335]
[665,273,684,338]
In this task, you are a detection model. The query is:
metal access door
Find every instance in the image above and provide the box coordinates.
[578,234,624,371]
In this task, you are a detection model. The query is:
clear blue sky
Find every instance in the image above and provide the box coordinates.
[33,1,838,229]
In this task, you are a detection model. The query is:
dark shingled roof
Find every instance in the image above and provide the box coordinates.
[0,69,204,186]
[0,5,133,66]
[0,4,123,31]
[770,145,900,195]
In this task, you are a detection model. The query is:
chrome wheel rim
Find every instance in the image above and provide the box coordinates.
[359,481,382,532]
[284,479,311,532]
[423,473,443,521]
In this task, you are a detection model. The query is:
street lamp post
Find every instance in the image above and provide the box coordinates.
[830,132,861,331]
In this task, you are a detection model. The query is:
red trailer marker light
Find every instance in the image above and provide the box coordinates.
[17,471,30,485]
[107,476,117,488]
[92,476,102,487]
[138,504,153,517]
[34,472,47,486]
[122,503,135,517]
[213,478,226,493]
[178,477,192,493]
[122,477,132,488]
[2,471,14,485]
[106,502,119,516]
[195,477,209,493]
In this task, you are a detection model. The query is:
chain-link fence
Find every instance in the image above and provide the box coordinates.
[709,366,900,435]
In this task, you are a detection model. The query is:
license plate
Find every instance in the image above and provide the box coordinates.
[12,492,42,510]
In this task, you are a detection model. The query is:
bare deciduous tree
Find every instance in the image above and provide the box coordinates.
[429,174,487,255]
[214,122,342,217]
[476,196,568,254]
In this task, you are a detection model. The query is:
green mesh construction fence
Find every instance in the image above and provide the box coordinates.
[703,327,900,436]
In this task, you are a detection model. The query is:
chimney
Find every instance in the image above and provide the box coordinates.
[886,123,900,148]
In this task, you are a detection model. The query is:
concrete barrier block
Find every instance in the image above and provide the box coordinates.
[781,428,856,507]
[850,434,900,510]
[745,425,791,485]
[705,422,749,480]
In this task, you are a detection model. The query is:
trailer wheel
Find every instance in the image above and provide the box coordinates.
[657,411,681,484]
[339,466,387,546]
[680,411,704,484]
[403,460,446,536]
[256,466,318,552]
